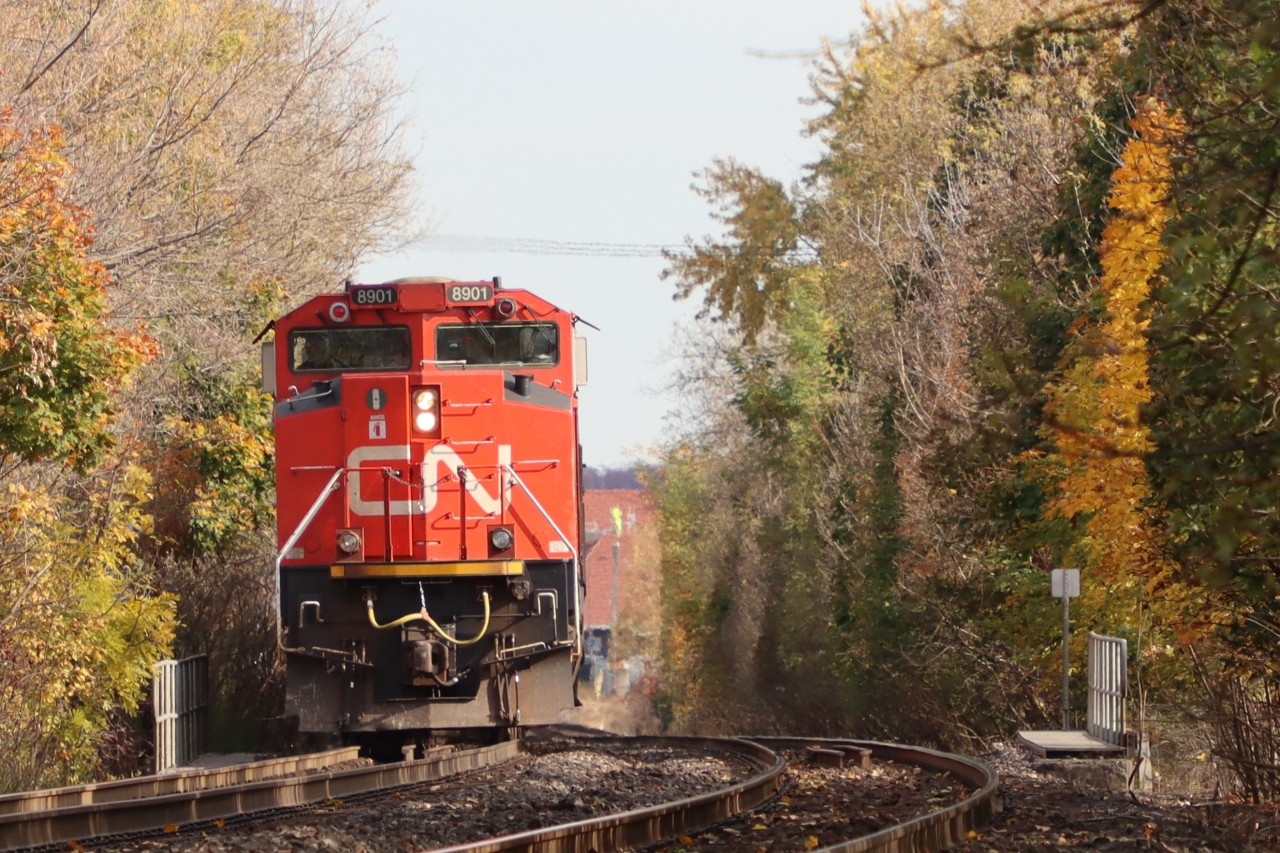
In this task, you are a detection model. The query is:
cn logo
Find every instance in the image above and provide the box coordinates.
[346,444,513,516]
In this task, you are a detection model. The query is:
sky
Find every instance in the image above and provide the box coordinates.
[358,1,868,470]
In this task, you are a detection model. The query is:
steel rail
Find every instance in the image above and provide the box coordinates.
[2,735,995,853]
[429,736,995,853]
[0,742,520,850]
[0,748,361,816]
[428,736,785,853]
[750,737,1000,853]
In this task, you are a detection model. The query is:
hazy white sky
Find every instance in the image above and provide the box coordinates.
[358,1,866,469]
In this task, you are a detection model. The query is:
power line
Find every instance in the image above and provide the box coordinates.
[422,233,818,263]
[424,234,681,259]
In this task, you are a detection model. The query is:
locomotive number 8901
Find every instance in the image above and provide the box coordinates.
[446,283,494,305]
[350,285,398,306]
[264,275,587,748]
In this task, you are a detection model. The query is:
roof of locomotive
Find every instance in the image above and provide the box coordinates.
[275,276,573,325]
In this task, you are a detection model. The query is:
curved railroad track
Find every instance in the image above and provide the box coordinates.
[431,734,784,853]
[745,737,998,853]
[0,734,996,852]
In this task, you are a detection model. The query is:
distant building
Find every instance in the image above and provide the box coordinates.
[580,489,659,695]
[582,489,654,627]
[582,465,649,490]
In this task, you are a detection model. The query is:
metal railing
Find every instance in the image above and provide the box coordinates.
[1087,632,1127,747]
[502,464,583,660]
[153,654,209,773]
[275,467,346,652]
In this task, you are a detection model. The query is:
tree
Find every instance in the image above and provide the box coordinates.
[0,0,416,769]
[1029,100,1211,730]
[1133,0,1280,800]
[0,112,174,792]
[0,113,153,469]
[659,0,1111,744]
[1140,0,1280,591]
[663,158,805,345]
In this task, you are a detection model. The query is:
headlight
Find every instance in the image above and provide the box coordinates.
[412,386,441,436]
[337,530,362,554]
[490,527,514,551]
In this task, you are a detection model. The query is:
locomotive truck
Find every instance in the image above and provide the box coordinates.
[262,276,587,745]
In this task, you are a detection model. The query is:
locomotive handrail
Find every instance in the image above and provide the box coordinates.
[274,468,347,653]
[442,399,493,408]
[463,460,559,478]
[282,384,334,410]
[501,465,583,660]
[463,461,557,469]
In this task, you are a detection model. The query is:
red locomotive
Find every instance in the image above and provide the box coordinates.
[263,276,586,743]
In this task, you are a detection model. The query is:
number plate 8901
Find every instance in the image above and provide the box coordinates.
[445,283,494,306]
[350,286,398,307]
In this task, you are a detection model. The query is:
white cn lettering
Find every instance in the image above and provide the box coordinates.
[346,444,512,517]
[424,444,512,515]
[347,445,414,516]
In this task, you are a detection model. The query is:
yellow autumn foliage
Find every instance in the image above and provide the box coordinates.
[0,462,175,792]
[1,108,174,792]
[1043,99,1203,639]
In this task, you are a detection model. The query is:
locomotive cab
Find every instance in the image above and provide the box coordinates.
[267,277,586,738]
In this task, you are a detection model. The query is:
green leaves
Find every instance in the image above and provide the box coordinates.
[1142,0,1280,592]
[153,359,274,556]
[664,159,804,344]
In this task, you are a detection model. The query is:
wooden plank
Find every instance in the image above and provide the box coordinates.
[1017,729,1124,757]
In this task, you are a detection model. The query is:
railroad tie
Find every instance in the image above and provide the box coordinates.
[806,746,846,768]
[836,745,873,769]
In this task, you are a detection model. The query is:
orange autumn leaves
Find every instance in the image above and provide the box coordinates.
[1040,99,1196,633]
[0,109,155,469]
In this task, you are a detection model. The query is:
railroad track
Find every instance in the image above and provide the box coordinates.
[0,735,996,852]
[0,744,517,850]
[746,737,999,853]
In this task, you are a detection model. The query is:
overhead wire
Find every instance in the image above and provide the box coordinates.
[423,234,678,258]
[421,233,818,262]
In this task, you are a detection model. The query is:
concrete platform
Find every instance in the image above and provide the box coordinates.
[1017,729,1124,758]
[176,752,263,771]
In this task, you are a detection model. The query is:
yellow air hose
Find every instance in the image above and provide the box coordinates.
[366,591,492,646]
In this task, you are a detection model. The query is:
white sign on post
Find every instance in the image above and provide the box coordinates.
[1052,567,1080,730]
[1051,568,1080,599]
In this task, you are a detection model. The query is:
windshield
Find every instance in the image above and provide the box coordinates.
[436,322,558,368]
[289,326,411,372]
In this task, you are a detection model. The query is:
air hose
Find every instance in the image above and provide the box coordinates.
[366,591,492,646]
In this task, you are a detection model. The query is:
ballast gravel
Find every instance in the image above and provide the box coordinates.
[92,739,757,852]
